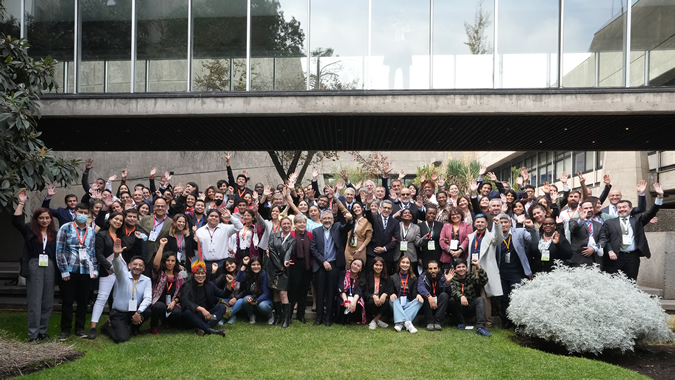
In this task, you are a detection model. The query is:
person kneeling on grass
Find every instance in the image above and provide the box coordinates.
[417,260,452,331]
[337,258,366,325]
[227,256,273,325]
[448,258,491,337]
[176,258,227,337]
[100,239,151,343]
[389,256,423,334]
[149,238,186,335]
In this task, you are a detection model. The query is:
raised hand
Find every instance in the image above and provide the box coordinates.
[312,168,319,180]
[555,215,563,224]
[479,166,487,177]
[174,182,184,195]
[501,201,509,214]
[431,172,439,181]
[603,174,611,186]
[637,179,647,195]
[113,238,124,256]
[224,152,233,165]
[517,214,526,224]
[121,169,128,179]
[420,172,427,183]
[336,179,345,193]
[437,177,446,188]
[18,189,28,203]
[398,170,406,180]
[552,231,560,244]
[654,182,664,197]
[520,167,529,181]
[263,186,272,199]
[444,268,455,283]
[487,172,498,182]
[470,179,479,193]
[523,218,534,228]
[91,189,102,200]
[47,184,57,197]
[159,237,168,246]
[108,174,118,182]
[577,172,585,184]
[164,171,173,183]
[149,167,157,178]
[354,181,362,192]
[383,162,393,176]
[289,171,299,184]
[85,158,94,170]
[198,192,205,201]
[242,170,249,180]
[516,176,523,187]
[340,170,349,182]
[415,195,424,209]
[560,171,568,184]
[541,181,551,194]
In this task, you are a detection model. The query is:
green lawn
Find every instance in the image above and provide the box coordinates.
[0,311,647,380]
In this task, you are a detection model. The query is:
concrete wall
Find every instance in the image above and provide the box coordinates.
[640,229,675,299]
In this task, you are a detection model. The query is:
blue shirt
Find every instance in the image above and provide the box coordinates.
[55,222,97,278]
[112,256,152,313]
[323,227,336,262]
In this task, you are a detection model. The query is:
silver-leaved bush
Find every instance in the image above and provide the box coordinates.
[507,262,674,355]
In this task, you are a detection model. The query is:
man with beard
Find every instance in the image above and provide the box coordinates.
[417,206,443,272]
[448,258,491,336]
[225,153,253,205]
[560,190,582,241]
[190,199,208,230]
[137,198,173,272]
[417,260,451,331]
[103,239,152,343]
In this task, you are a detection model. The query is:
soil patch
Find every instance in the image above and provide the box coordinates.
[512,334,675,380]
[0,337,83,379]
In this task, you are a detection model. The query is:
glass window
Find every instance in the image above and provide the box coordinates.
[633,0,675,87]
[80,0,132,93]
[530,167,537,187]
[563,0,626,87]
[498,0,559,88]
[585,151,595,172]
[25,0,75,93]
[596,151,605,169]
[1,1,21,40]
[573,151,586,173]
[310,0,367,90]
[193,0,247,91]
[137,0,189,92]
[432,0,494,88]
[371,0,430,89]
[251,0,307,91]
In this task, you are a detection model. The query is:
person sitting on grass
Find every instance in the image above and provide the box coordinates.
[101,239,152,343]
[176,255,227,337]
[228,256,273,325]
[149,238,186,335]
[363,257,393,330]
[417,260,452,331]
[389,256,423,334]
[448,258,491,337]
[337,258,366,325]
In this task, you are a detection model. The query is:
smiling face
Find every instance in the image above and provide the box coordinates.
[164,255,176,273]
[373,261,383,274]
[37,212,52,228]
[532,208,546,223]
[281,218,292,233]
[608,190,622,206]
[226,261,237,274]
[458,197,468,209]
[175,216,186,231]
[455,262,467,277]
[251,260,261,273]
[128,258,145,277]
[542,218,556,235]
[513,202,524,215]
[350,259,362,274]
[298,201,309,214]
[399,257,410,273]
[321,212,334,228]
[207,212,220,227]
[436,193,447,208]
[294,218,306,233]
[109,214,124,230]
[352,203,363,216]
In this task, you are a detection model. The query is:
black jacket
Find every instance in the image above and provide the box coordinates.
[390,272,419,299]
[178,280,226,312]
[12,215,58,279]
[362,274,394,300]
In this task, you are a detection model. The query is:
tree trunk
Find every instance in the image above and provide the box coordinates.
[296,151,317,184]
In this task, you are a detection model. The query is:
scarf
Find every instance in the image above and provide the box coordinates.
[343,271,366,325]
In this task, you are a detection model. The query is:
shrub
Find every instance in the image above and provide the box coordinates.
[507,263,674,355]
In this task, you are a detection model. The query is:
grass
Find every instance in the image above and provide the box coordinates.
[0,311,648,380]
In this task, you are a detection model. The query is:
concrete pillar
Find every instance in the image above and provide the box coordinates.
[602,151,652,206]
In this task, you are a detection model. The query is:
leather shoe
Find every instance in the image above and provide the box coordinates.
[298,316,307,324]
[313,318,324,326]
[208,328,226,337]
[325,320,333,327]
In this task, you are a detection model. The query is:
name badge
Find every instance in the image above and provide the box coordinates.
[505,252,511,264]
[400,295,407,307]
[128,299,137,312]
[433,296,438,303]
[39,254,49,267]
[450,239,459,251]
[400,241,408,251]
[472,253,479,261]
[427,240,436,251]
[622,234,632,246]
[166,295,172,305]
[541,249,550,262]
[208,247,216,254]
[79,247,88,262]
[148,229,159,242]
[350,236,357,248]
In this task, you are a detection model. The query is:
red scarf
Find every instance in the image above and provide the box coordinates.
[343,271,366,325]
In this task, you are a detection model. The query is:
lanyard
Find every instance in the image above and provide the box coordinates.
[241,225,250,241]
[400,273,409,291]
[207,226,219,243]
[237,187,246,198]
[427,222,434,238]
[431,280,437,296]
[452,225,460,239]
[132,278,139,300]
[621,217,630,235]
[153,215,167,232]
[461,283,465,294]
[125,226,136,236]
[473,231,484,252]
[349,275,357,296]
[42,234,48,253]
[586,220,593,235]
[273,224,280,233]
[503,234,512,251]
[567,205,579,219]
[109,230,117,242]
[73,222,88,246]
[176,233,184,253]
[166,281,173,294]
[402,223,409,239]
[374,277,380,295]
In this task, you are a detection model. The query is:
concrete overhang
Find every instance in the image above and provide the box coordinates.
[39,88,675,151]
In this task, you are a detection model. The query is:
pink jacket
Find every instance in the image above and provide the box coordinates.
[439,222,473,263]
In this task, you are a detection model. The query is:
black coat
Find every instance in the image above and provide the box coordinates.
[178,280,226,312]
[364,210,400,262]
[390,272,419,299]
[600,201,661,259]
[362,274,394,300]
[417,221,444,265]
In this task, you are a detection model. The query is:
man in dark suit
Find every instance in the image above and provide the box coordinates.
[601,178,647,217]
[364,200,400,276]
[310,210,353,326]
[42,185,78,227]
[417,206,444,272]
[600,183,664,280]
[393,187,422,223]
[569,200,603,267]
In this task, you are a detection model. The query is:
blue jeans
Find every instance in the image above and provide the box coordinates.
[231,296,273,319]
[390,298,423,323]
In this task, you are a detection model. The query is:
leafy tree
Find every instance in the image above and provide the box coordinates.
[310,48,360,90]
[464,0,492,55]
[0,35,81,211]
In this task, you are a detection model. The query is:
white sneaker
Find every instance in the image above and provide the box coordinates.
[376,320,389,328]
[394,323,403,332]
[369,320,377,330]
[405,321,417,334]
[249,315,256,324]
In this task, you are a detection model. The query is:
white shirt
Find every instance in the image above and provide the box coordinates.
[195,218,243,261]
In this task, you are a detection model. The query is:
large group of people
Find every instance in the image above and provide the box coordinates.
[13,153,665,343]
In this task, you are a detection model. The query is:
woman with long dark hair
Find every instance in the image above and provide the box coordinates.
[87,211,126,339]
[389,256,423,334]
[165,213,195,269]
[227,256,273,324]
[337,258,365,325]
[268,217,296,328]
[150,238,186,334]
[13,190,57,342]
[363,257,393,330]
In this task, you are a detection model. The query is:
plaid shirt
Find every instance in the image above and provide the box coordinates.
[56,221,98,279]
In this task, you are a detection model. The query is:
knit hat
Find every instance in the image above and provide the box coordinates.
[191,239,206,274]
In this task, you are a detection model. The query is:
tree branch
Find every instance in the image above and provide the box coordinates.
[285,151,302,178]
[297,150,317,184]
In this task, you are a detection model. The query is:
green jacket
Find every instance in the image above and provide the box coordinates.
[450,267,488,303]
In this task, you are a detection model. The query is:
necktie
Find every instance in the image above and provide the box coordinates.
[586,220,593,235]
[620,217,629,235]
[383,217,388,229]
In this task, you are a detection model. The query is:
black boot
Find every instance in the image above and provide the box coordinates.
[273,302,282,326]
[282,303,291,329]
